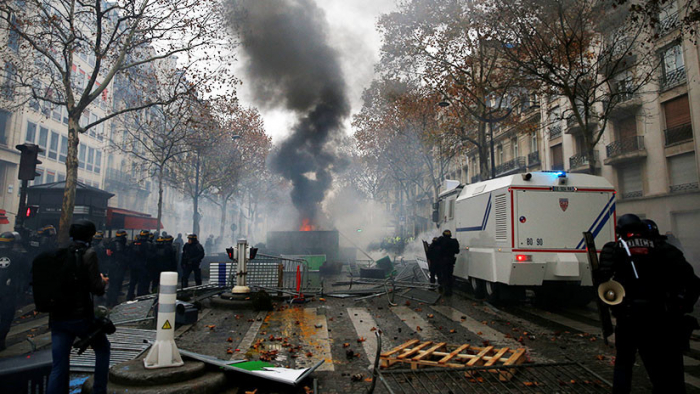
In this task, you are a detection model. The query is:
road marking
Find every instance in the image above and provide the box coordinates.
[347,307,384,369]
[309,310,333,372]
[432,306,522,349]
[391,306,441,340]
[686,373,700,389]
[230,311,267,361]
[517,306,617,343]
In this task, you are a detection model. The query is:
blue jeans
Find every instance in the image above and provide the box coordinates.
[48,318,110,394]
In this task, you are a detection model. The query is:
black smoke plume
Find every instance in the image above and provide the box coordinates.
[229,0,350,228]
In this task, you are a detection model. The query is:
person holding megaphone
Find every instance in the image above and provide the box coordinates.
[599,214,700,393]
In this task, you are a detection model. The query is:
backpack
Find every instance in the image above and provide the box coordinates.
[32,248,83,313]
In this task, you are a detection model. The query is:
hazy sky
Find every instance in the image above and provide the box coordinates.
[235,0,397,142]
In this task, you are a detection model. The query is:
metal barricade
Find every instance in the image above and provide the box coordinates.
[209,253,313,293]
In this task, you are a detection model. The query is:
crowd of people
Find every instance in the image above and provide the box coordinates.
[0,225,215,353]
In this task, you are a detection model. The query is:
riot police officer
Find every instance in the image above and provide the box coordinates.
[181,234,205,289]
[129,230,152,299]
[600,214,699,393]
[435,230,459,296]
[92,231,109,275]
[106,230,129,306]
[162,235,178,273]
[0,232,29,350]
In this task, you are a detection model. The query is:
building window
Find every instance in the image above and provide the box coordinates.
[663,95,692,146]
[38,126,48,156]
[62,106,69,125]
[551,144,564,170]
[497,145,503,165]
[511,138,518,159]
[0,109,10,145]
[89,113,97,137]
[59,135,68,163]
[618,163,643,199]
[87,146,94,171]
[8,13,19,52]
[668,152,699,193]
[662,44,685,89]
[95,150,102,174]
[2,62,16,99]
[79,143,86,169]
[531,133,538,153]
[26,121,37,143]
[46,171,55,183]
[57,173,65,182]
[32,168,44,186]
[48,131,59,160]
[659,1,679,35]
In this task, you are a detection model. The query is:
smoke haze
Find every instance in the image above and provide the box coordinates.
[229,0,350,228]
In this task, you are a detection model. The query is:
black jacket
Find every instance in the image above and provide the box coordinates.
[50,242,105,321]
[600,236,700,317]
[182,241,205,265]
[436,235,459,265]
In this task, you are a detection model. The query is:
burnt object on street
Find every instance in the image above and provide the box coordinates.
[267,230,339,261]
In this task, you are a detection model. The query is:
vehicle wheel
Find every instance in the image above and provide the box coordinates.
[485,281,500,303]
[470,277,486,299]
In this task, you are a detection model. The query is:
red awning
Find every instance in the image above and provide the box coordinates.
[106,207,162,230]
[0,209,9,225]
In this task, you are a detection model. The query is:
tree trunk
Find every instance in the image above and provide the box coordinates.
[157,166,164,231]
[57,118,81,245]
[219,197,227,241]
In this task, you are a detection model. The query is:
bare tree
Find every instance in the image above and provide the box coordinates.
[490,0,659,174]
[111,97,196,228]
[0,0,232,243]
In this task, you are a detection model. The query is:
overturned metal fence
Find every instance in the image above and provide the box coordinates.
[209,253,317,293]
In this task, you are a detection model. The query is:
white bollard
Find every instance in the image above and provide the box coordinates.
[232,238,250,294]
[144,272,184,369]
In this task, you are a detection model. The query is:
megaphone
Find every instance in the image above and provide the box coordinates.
[598,279,626,306]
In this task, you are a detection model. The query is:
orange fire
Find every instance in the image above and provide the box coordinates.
[299,218,316,231]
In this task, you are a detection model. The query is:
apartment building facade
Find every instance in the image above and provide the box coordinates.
[452,1,700,266]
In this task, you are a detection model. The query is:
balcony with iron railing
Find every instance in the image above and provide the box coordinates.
[605,136,646,165]
[548,125,562,140]
[527,151,540,167]
[569,151,600,173]
[664,123,693,146]
[670,182,699,193]
[658,12,679,36]
[496,157,526,176]
[662,66,686,91]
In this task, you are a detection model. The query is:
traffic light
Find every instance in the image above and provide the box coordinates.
[25,205,39,219]
[16,143,43,180]
[226,247,235,260]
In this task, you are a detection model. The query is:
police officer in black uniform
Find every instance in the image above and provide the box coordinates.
[0,232,29,350]
[129,230,152,299]
[181,234,205,289]
[600,214,700,393]
[162,235,178,273]
[436,230,460,296]
[92,231,109,275]
[106,230,129,306]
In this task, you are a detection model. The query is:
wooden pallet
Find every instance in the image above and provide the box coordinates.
[380,339,527,376]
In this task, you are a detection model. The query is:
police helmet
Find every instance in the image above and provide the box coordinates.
[116,230,127,238]
[69,220,97,242]
[187,234,198,241]
[616,214,646,238]
[38,225,57,236]
[139,230,150,239]
[442,229,452,238]
[94,231,104,241]
[642,219,660,239]
[0,231,19,248]
[156,237,166,244]
[164,235,174,244]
